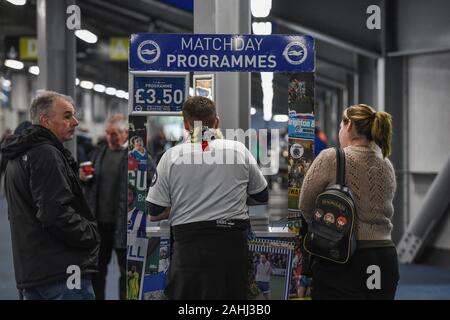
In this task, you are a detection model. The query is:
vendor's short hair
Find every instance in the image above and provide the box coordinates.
[182,96,216,127]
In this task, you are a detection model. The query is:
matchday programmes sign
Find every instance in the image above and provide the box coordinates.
[129,34,315,72]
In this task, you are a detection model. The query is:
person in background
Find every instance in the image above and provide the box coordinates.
[299,104,399,300]
[129,135,157,189]
[314,121,328,157]
[80,113,128,300]
[76,127,94,163]
[151,128,168,164]
[255,254,272,300]
[1,91,99,300]
[127,265,140,300]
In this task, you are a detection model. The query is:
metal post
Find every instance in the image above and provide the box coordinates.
[397,157,450,263]
[194,0,251,133]
[37,0,77,157]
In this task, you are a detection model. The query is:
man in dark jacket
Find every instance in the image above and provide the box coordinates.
[0,91,100,300]
[80,113,128,300]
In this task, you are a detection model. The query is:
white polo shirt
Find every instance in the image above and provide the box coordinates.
[146,139,267,226]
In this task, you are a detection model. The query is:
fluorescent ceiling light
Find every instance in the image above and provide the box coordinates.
[273,114,289,122]
[115,90,126,99]
[105,87,116,95]
[28,66,39,75]
[75,78,80,85]
[75,29,98,44]
[251,107,257,115]
[251,0,271,18]
[1,78,11,87]
[80,80,94,90]
[4,59,24,70]
[124,92,129,100]
[252,22,272,35]
[6,0,27,5]
[93,84,106,93]
[261,72,273,121]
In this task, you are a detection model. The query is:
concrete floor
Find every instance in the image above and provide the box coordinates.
[0,193,120,300]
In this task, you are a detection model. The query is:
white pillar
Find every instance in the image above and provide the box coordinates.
[194,0,251,132]
[376,57,385,112]
[37,0,77,156]
[11,73,29,113]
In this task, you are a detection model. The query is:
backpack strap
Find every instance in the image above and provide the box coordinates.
[335,147,346,186]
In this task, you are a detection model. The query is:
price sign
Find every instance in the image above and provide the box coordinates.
[129,71,189,115]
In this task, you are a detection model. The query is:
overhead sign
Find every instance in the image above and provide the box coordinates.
[110,37,129,60]
[129,71,188,115]
[19,37,38,60]
[5,36,131,61]
[5,36,38,61]
[129,34,315,72]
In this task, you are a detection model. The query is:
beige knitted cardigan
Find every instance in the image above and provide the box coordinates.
[298,143,396,241]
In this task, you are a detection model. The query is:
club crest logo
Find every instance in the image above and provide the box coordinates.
[150,172,158,187]
[137,40,161,64]
[283,41,308,65]
[290,143,304,159]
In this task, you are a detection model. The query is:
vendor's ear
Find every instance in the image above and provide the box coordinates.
[183,118,192,131]
[213,116,220,129]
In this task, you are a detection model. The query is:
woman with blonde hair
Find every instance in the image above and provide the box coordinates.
[299,104,399,300]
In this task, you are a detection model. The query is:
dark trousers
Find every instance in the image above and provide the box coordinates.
[311,246,400,300]
[92,222,127,300]
[22,276,95,300]
[165,220,250,300]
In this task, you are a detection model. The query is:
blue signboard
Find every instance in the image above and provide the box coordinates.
[129,34,315,72]
[129,71,188,114]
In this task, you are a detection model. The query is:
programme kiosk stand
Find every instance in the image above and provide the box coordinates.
[126,33,316,300]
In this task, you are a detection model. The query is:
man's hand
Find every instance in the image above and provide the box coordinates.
[79,168,90,182]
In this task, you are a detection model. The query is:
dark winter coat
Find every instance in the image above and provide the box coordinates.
[1,125,100,289]
[82,142,127,249]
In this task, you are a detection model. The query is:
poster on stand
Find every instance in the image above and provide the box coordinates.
[127,116,150,300]
[193,73,215,101]
[286,73,315,300]
[248,237,295,300]
[141,237,171,300]
[287,138,314,211]
[127,236,148,300]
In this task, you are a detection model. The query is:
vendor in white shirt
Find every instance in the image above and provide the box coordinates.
[146,96,268,300]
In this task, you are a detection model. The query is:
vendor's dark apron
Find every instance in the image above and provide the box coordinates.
[164,219,250,300]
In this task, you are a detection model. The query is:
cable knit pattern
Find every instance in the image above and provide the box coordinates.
[298,143,396,241]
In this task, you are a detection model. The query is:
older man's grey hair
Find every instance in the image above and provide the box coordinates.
[105,113,128,132]
[30,90,75,125]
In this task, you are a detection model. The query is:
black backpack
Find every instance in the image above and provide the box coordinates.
[303,148,357,264]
